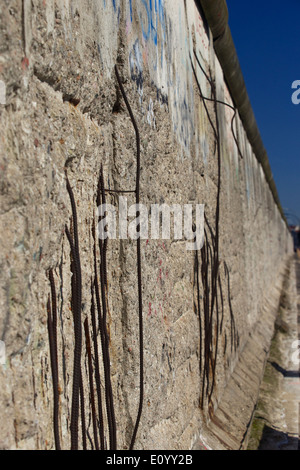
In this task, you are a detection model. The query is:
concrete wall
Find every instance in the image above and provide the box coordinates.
[0,0,292,450]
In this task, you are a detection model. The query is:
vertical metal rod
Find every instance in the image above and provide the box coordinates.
[84,317,99,450]
[90,275,105,449]
[96,174,117,450]
[79,370,87,450]
[115,65,144,451]
[47,289,61,451]
[66,175,82,451]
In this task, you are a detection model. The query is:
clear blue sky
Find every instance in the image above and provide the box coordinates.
[226,0,300,226]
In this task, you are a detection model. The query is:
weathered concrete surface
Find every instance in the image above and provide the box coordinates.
[193,260,295,450]
[247,256,300,451]
[0,0,293,450]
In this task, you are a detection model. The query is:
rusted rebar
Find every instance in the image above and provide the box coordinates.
[115,64,144,451]
[96,171,117,450]
[89,275,105,450]
[47,281,61,451]
[84,317,99,450]
[65,175,83,451]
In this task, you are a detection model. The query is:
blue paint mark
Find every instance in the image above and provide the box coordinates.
[139,0,165,46]
[129,0,133,22]
[112,0,116,12]
[140,0,151,41]
[129,39,144,91]
[158,0,166,39]
[150,0,158,46]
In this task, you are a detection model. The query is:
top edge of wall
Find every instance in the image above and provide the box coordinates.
[197,0,287,226]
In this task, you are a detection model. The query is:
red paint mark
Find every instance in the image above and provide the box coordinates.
[148,302,152,317]
[146,239,149,246]
[159,303,164,325]
[198,442,208,450]
[159,259,162,266]
[21,57,29,71]
[34,138,39,147]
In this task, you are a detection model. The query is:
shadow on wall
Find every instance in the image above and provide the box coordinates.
[269,361,299,379]
[258,425,300,451]
[194,239,239,413]
[191,48,240,413]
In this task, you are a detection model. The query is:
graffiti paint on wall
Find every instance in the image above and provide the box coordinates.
[125,0,200,156]
[136,0,166,45]
[129,38,144,97]
[100,0,212,159]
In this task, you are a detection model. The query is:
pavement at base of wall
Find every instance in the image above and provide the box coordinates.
[192,255,300,451]
[247,255,300,451]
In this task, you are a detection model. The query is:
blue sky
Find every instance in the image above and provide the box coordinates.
[226,0,300,225]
